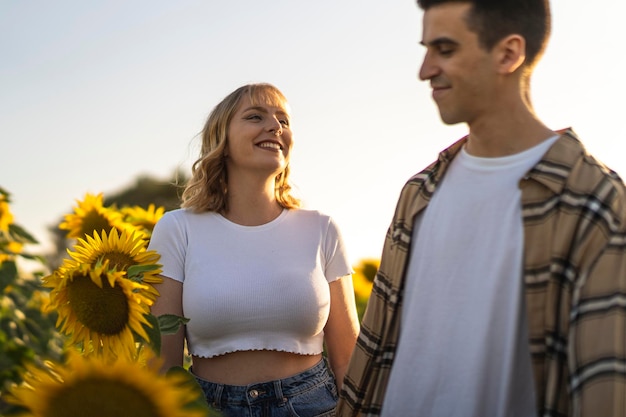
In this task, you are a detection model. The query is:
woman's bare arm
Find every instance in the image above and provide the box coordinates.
[324,275,360,390]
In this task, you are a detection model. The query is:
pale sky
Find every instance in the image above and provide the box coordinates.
[2,1,625,265]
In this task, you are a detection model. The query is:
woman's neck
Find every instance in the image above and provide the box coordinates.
[223,179,283,226]
[222,201,283,226]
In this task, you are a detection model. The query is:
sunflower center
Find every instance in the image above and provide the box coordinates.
[45,377,161,417]
[67,275,130,335]
[102,252,135,271]
[80,210,114,237]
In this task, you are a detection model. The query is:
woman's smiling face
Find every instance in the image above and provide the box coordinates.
[225,93,292,178]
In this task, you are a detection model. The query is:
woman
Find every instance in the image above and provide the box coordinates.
[149,83,360,416]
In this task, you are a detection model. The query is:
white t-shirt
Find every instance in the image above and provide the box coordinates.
[381,137,558,416]
[148,208,353,358]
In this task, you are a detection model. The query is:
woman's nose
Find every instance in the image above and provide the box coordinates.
[267,117,282,135]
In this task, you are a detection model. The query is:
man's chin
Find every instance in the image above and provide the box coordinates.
[438,113,463,126]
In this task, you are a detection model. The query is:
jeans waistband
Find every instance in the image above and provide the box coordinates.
[193,358,332,407]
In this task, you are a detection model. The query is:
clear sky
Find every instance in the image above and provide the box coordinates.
[2,1,625,265]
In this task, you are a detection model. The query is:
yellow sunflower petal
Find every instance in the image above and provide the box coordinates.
[0,195,14,232]
[63,229,162,301]
[6,350,209,417]
[47,262,154,359]
[59,193,129,240]
[121,204,165,238]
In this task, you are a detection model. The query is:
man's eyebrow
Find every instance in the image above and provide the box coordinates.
[420,37,459,47]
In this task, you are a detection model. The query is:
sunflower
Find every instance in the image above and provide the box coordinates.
[6,350,210,417]
[44,261,154,359]
[352,258,379,301]
[120,204,165,239]
[352,270,374,301]
[59,193,128,240]
[0,240,23,264]
[0,190,17,263]
[61,228,163,301]
[0,190,14,232]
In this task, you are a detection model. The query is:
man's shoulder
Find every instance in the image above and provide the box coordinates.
[577,153,626,224]
[405,159,440,186]
[561,132,626,198]
[554,132,626,228]
[538,130,624,193]
[402,136,467,188]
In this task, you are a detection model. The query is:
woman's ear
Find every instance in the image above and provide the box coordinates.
[495,34,526,74]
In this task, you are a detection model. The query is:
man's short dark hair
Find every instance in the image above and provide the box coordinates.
[417,0,551,69]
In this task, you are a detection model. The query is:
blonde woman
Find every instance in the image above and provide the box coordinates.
[149,83,359,416]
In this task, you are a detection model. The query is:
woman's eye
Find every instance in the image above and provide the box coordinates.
[246,114,261,120]
[280,119,290,127]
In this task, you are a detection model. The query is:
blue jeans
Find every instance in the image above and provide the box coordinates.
[193,358,338,417]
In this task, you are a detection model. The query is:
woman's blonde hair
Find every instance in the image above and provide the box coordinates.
[181,83,301,213]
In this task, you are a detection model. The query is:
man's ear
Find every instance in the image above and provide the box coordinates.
[495,34,526,74]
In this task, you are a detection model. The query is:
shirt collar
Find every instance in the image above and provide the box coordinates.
[435,128,584,195]
[525,128,584,194]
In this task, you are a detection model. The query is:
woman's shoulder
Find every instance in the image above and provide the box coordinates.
[288,208,333,222]
[157,208,219,228]
[287,208,343,232]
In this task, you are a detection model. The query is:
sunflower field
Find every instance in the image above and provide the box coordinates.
[0,190,213,417]
[0,188,377,417]
[0,188,64,414]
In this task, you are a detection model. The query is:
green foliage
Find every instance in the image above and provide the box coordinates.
[0,262,63,399]
[166,366,222,417]
[127,264,162,282]
[46,172,185,271]
[138,313,189,358]
[0,190,64,414]
[103,172,186,211]
[2,180,379,416]
[157,314,190,336]
[3,186,214,416]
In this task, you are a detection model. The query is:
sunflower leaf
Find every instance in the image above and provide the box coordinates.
[13,252,46,263]
[0,260,18,292]
[166,366,217,415]
[8,223,38,244]
[127,264,161,281]
[158,313,190,335]
[139,313,162,355]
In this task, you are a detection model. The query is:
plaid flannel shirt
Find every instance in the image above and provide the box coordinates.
[337,129,626,417]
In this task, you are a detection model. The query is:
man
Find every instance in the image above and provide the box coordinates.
[337,1,626,416]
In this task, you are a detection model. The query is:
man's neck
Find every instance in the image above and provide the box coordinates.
[465,111,555,157]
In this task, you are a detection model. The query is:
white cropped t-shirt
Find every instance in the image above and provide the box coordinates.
[148,208,353,358]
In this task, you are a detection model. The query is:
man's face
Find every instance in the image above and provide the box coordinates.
[419,2,497,126]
